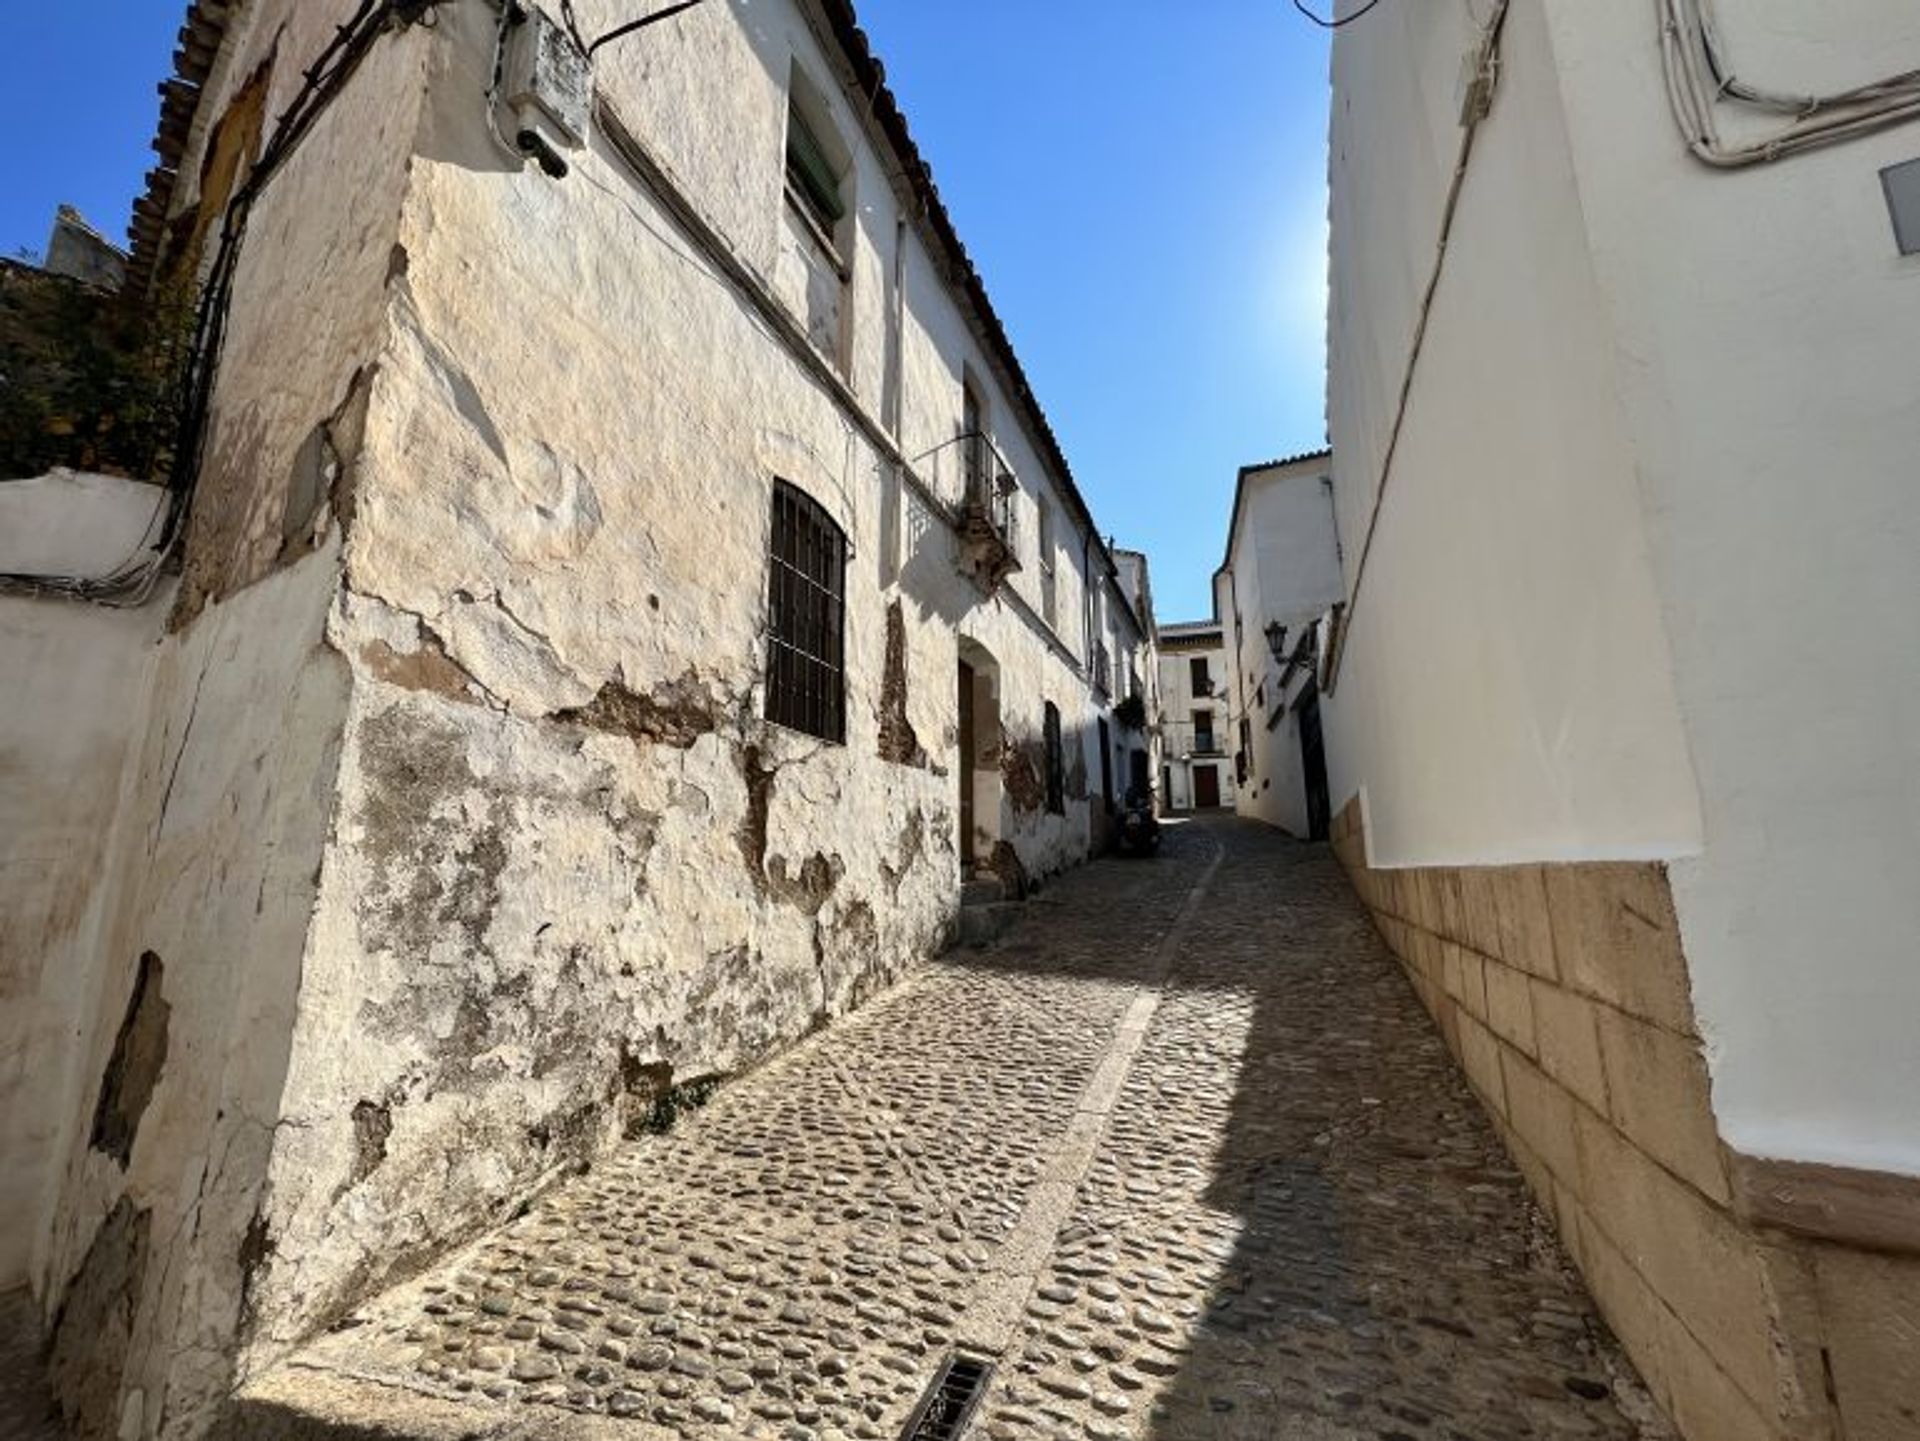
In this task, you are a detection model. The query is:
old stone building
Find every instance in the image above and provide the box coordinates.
[0,1,1152,1436]
[1318,1,1920,1437]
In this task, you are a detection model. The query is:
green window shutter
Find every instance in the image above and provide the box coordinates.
[786,109,845,228]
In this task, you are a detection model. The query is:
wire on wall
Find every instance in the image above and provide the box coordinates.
[1289,0,1390,28]
[1323,0,1511,691]
[0,0,440,605]
[1659,0,1920,167]
[587,0,708,58]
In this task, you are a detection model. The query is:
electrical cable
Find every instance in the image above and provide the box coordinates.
[0,0,438,604]
[587,0,707,58]
[1658,0,1920,167]
[1289,0,1389,29]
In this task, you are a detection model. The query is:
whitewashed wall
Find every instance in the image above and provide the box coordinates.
[1323,0,1701,867]
[1542,0,1920,1178]
[1217,461,1342,837]
[1155,632,1234,810]
[1324,0,1920,1178]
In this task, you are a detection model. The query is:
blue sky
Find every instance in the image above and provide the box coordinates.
[4,1,1332,622]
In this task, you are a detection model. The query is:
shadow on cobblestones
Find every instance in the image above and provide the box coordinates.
[233,818,1663,1441]
[952,820,1662,1441]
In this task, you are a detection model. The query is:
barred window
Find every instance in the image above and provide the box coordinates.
[765,480,847,743]
[1043,701,1065,815]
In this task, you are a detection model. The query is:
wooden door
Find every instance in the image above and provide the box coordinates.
[958,661,976,867]
[1194,764,1221,809]
[1298,680,1331,840]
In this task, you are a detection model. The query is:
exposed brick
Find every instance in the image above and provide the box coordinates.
[1655,1304,1790,1441]
[1595,1007,1730,1204]
[1543,862,1696,1034]
[1812,1244,1920,1438]
[1501,1049,1580,1187]
[1456,866,1505,961]
[1530,979,1611,1117]
[1572,1108,1780,1412]
[1457,1011,1507,1117]
[1483,959,1536,1055]
[1494,864,1559,980]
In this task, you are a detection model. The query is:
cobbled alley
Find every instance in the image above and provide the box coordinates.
[225,819,1664,1440]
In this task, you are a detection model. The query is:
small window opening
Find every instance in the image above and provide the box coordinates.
[786,86,846,239]
[766,479,848,744]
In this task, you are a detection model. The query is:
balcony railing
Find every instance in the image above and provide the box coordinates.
[952,430,1021,595]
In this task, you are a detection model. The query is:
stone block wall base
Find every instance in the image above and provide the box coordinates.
[1329,797,1920,1441]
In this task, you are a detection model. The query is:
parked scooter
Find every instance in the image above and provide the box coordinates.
[1116,788,1162,856]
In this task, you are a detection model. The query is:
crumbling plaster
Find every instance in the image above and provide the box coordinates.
[241,0,1128,1375]
[8,4,1145,1438]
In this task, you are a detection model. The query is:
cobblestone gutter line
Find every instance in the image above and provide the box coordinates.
[955,839,1226,1357]
[245,841,1214,1440]
[231,821,1666,1441]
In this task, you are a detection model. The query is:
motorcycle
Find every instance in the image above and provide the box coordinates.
[1116,789,1162,856]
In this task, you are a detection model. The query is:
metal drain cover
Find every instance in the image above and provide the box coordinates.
[901,1352,994,1441]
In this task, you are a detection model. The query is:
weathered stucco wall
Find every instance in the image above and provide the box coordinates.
[234,0,1138,1372]
[19,3,432,1437]
[38,542,351,1441]
[0,588,165,1288]
[9,6,1142,1437]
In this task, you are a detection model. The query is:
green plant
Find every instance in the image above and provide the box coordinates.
[1113,693,1147,731]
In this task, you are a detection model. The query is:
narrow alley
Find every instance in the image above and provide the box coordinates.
[233,820,1660,1441]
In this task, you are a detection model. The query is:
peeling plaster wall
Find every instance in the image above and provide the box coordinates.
[38,544,351,1441]
[237,0,1131,1367]
[18,2,431,1437]
[0,592,165,1287]
[12,5,1139,1433]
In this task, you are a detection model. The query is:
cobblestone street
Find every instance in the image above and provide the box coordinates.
[243,819,1664,1440]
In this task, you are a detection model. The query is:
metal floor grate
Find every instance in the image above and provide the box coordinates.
[900,1352,995,1441]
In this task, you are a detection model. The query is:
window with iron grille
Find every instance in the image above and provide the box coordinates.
[765,480,847,743]
[1043,702,1065,815]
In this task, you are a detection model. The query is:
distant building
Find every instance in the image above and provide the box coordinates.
[41,205,126,289]
[1155,621,1235,811]
[1213,453,1343,838]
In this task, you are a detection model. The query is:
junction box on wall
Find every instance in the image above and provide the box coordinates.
[503,4,592,177]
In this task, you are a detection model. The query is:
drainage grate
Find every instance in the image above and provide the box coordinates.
[900,1352,995,1441]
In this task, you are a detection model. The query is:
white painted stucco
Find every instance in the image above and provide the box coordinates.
[1155,626,1235,811]
[1324,0,1920,1176]
[0,472,168,577]
[1215,458,1344,837]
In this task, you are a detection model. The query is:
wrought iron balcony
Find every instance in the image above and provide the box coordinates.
[956,430,1021,594]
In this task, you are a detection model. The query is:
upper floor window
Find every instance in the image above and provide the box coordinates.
[1194,708,1215,752]
[782,67,852,366]
[1038,501,1057,628]
[1189,656,1210,695]
[765,479,847,744]
[786,77,847,248]
[961,375,990,500]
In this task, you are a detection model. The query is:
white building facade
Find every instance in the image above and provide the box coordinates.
[0,2,1151,1435]
[1320,2,1920,1437]
[1155,622,1236,812]
[1212,453,1344,839]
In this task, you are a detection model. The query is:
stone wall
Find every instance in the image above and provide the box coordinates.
[1331,797,1920,1440]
